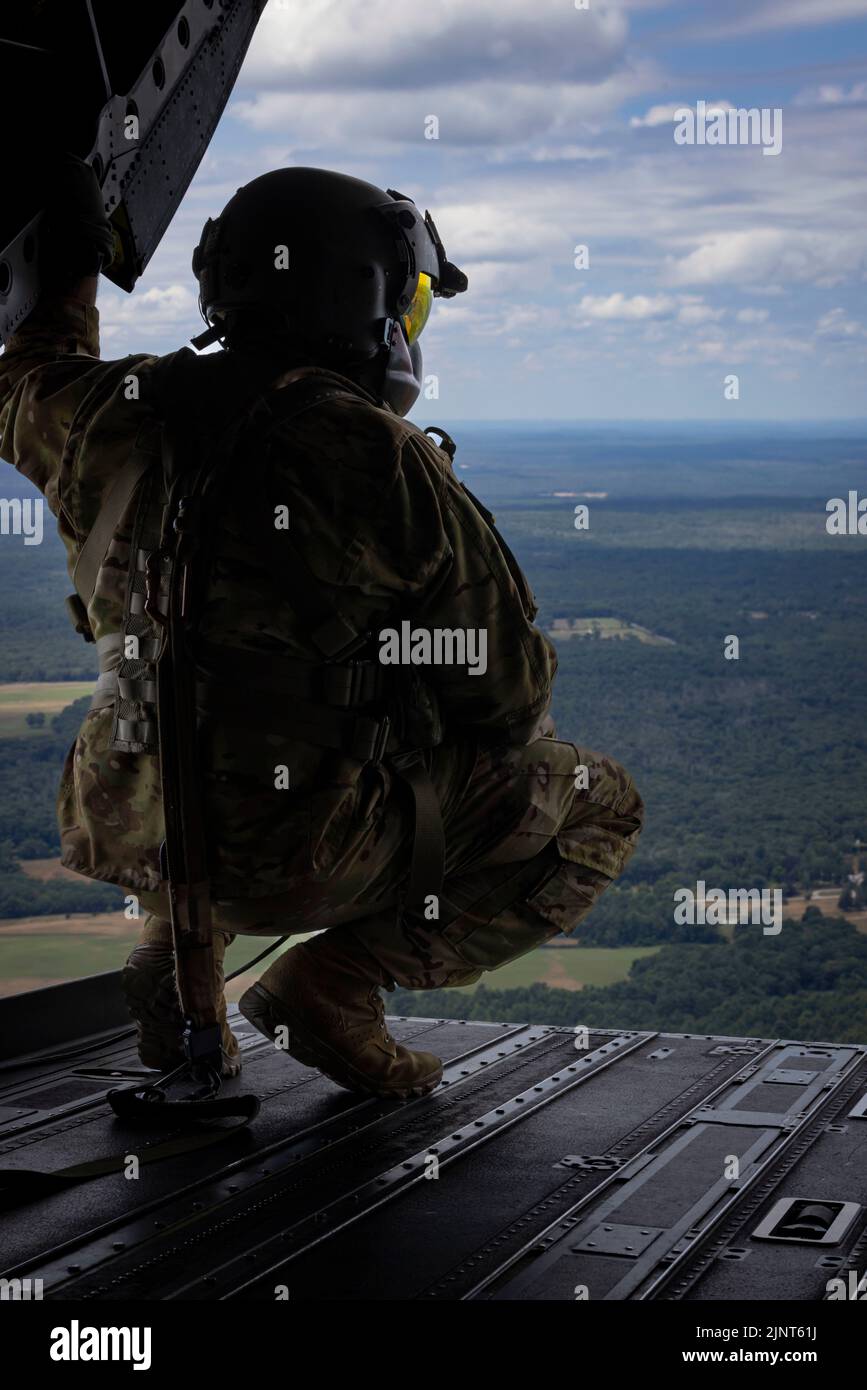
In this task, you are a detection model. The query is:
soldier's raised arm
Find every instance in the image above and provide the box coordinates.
[0,156,113,498]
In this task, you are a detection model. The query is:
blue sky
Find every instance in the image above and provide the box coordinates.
[96,0,867,421]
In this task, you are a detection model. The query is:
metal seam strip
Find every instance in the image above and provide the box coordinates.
[208,1032,653,1301]
[14,1023,541,1289]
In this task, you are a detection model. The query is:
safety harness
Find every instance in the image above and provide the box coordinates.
[64,362,446,1098]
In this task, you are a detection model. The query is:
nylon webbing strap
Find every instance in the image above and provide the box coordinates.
[195,639,384,706]
[157,479,220,1046]
[71,441,160,607]
[196,677,392,763]
[109,468,166,754]
[0,1094,259,1207]
[389,750,445,907]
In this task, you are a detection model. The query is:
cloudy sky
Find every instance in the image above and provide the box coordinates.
[97,0,867,421]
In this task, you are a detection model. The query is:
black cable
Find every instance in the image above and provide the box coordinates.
[225,936,288,982]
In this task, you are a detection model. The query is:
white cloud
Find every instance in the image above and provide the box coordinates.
[527,145,610,162]
[576,292,675,320]
[699,0,867,39]
[630,100,731,128]
[232,65,657,147]
[231,0,662,150]
[817,307,866,339]
[241,0,628,92]
[428,200,551,261]
[425,298,542,340]
[630,103,683,129]
[664,229,865,288]
[794,82,867,107]
[677,298,725,325]
[653,329,814,369]
[98,284,200,351]
[736,308,770,324]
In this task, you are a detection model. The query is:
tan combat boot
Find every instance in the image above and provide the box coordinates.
[122,917,241,1078]
[238,929,442,1099]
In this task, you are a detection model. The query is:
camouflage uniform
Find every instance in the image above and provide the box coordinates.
[0,295,643,991]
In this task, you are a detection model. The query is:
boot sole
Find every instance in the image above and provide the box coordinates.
[238,983,442,1100]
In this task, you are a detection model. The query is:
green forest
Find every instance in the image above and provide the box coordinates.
[390,913,867,1044]
[1,437,865,1040]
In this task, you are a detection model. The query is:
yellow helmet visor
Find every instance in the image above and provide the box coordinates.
[401,271,433,344]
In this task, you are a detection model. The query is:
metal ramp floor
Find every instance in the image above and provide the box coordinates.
[2,974,866,1301]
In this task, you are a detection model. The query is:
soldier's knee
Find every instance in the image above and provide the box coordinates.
[616,767,644,834]
[556,751,644,881]
[140,914,174,947]
[569,747,642,819]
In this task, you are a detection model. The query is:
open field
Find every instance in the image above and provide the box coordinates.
[783,895,867,934]
[547,617,675,646]
[0,681,93,737]
[0,922,141,996]
[228,941,661,1003]
[0,906,654,1001]
[0,910,313,1002]
[19,857,88,883]
[453,944,661,995]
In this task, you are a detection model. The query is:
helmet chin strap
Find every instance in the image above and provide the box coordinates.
[343,321,421,416]
[380,321,423,417]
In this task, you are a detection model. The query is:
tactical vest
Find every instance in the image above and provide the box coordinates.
[63,361,447,1058]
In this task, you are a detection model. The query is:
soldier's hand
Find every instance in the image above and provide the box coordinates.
[39,153,115,291]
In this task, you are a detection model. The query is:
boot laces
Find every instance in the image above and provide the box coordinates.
[370,988,395,1046]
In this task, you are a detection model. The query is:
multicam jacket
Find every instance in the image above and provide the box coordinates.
[0,295,558,911]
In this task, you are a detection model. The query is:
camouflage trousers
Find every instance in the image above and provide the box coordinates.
[136,732,643,992]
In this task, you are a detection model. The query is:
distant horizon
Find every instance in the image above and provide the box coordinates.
[410,417,867,429]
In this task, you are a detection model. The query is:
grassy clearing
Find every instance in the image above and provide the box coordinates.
[452,944,661,995]
[18,857,86,883]
[0,929,140,995]
[0,681,93,737]
[548,617,675,646]
[0,924,655,1002]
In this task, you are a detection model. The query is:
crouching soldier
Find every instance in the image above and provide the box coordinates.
[0,160,643,1098]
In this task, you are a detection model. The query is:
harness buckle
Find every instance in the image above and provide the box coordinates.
[322,658,379,707]
[351,713,391,763]
[372,713,391,764]
[65,592,95,642]
[144,550,171,626]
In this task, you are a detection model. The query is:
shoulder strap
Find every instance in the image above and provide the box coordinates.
[71,439,160,607]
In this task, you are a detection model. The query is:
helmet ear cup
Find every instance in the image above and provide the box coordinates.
[191,217,215,278]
